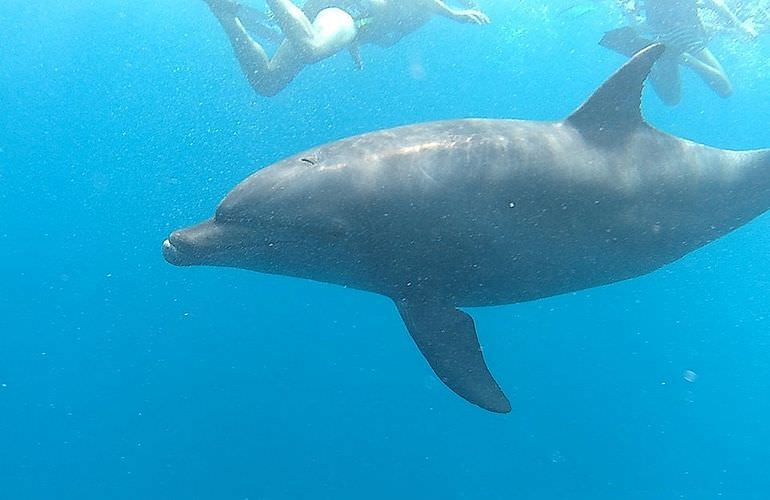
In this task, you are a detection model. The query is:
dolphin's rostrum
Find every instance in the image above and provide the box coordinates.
[163,44,770,413]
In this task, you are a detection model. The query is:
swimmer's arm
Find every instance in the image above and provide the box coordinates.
[704,0,757,37]
[428,0,462,19]
[705,0,740,25]
[300,0,331,18]
[621,0,642,26]
[429,0,490,24]
[348,44,363,70]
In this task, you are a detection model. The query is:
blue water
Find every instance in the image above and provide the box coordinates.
[3,1,770,498]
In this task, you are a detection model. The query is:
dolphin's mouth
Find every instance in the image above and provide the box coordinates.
[163,220,257,267]
[162,228,207,266]
[162,218,304,269]
[162,237,187,266]
[163,219,229,267]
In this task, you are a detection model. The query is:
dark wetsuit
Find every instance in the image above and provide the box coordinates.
[601,0,710,57]
[643,0,708,54]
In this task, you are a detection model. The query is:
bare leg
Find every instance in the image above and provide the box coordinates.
[204,0,303,96]
[649,51,682,106]
[266,0,316,50]
[204,0,355,95]
[266,0,356,63]
[681,48,733,98]
[236,4,283,44]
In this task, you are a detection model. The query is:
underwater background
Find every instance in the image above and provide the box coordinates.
[2,0,770,498]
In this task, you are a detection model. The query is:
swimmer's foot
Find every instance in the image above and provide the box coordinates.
[203,0,240,17]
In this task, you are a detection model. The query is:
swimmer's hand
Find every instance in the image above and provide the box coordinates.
[349,46,363,71]
[741,19,759,39]
[453,9,490,25]
[205,0,241,16]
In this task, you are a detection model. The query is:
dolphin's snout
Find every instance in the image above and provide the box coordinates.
[162,230,190,266]
[162,219,225,267]
[161,238,180,265]
[162,226,204,266]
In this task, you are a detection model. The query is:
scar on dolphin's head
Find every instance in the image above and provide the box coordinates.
[300,156,318,166]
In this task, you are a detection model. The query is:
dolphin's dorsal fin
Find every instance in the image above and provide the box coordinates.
[394,298,511,413]
[567,43,665,141]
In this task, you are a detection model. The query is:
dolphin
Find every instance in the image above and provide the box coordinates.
[163,44,770,413]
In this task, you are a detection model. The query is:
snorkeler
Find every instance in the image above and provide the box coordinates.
[203,0,490,96]
[600,0,758,105]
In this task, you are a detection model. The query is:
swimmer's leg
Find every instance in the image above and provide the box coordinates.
[204,0,302,96]
[648,50,682,106]
[204,0,239,16]
[682,48,733,98]
[266,0,356,62]
[265,0,315,45]
[237,3,283,44]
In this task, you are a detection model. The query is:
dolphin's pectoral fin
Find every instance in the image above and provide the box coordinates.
[567,43,665,142]
[395,298,511,413]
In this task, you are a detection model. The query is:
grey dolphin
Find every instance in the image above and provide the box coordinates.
[163,44,770,413]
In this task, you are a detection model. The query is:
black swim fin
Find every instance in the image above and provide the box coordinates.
[600,27,654,58]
